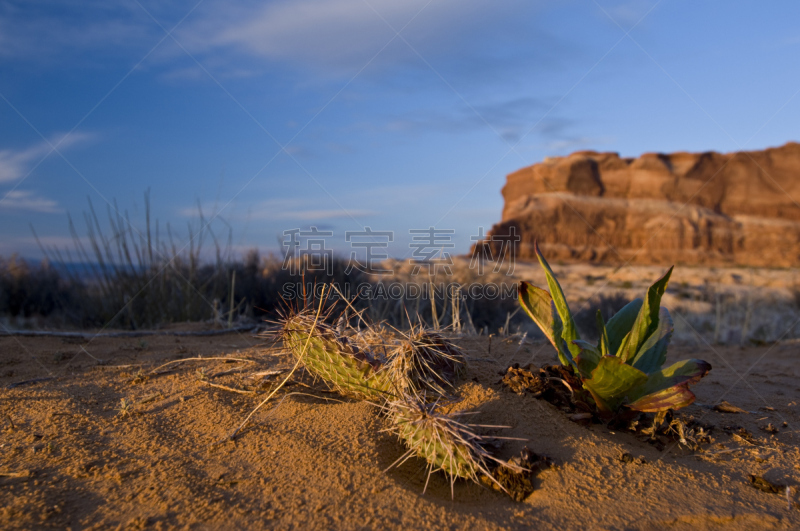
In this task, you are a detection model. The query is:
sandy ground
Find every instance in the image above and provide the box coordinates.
[2,327,800,530]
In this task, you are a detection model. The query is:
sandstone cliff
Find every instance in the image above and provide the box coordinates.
[482,142,800,267]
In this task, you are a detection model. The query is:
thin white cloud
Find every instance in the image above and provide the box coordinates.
[271,208,376,220]
[1,0,550,83]
[0,190,62,214]
[601,0,658,30]
[383,97,550,142]
[182,0,527,74]
[0,2,154,62]
[0,132,95,183]
[179,197,377,221]
[348,183,444,204]
[543,136,616,154]
[282,145,313,158]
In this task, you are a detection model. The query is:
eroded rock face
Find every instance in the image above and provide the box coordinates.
[483,142,800,267]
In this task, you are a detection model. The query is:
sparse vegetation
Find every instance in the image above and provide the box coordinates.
[273,297,517,497]
[2,193,800,355]
[2,194,523,333]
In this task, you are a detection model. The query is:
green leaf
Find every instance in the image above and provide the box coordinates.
[630,307,674,374]
[595,310,610,357]
[605,299,642,355]
[620,267,673,362]
[518,282,560,346]
[575,357,599,380]
[616,330,632,360]
[518,281,572,367]
[631,358,711,400]
[582,356,648,413]
[572,340,601,379]
[572,339,600,356]
[534,242,580,360]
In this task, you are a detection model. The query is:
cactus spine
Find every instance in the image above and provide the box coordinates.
[278,304,511,494]
[281,313,394,401]
[386,396,494,490]
[385,328,466,397]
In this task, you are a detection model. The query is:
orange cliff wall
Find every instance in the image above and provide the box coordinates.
[481,142,800,267]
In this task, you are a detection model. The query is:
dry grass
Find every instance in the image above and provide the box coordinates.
[3,192,800,350]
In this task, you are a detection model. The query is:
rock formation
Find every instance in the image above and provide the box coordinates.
[481,142,800,267]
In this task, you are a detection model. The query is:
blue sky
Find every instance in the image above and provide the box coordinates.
[1,0,799,261]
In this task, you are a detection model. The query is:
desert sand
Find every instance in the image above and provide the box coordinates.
[2,320,799,530]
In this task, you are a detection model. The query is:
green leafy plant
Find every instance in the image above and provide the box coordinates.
[518,243,711,416]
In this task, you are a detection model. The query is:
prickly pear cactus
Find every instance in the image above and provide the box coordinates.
[386,396,492,485]
[385,328,466,397]
[281,313,393,401]
[276,306,515,497]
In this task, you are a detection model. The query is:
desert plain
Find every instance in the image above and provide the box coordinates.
[2,263,800,530]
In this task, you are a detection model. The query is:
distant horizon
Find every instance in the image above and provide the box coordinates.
[3,1,799,260]
[6,137,800,265]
